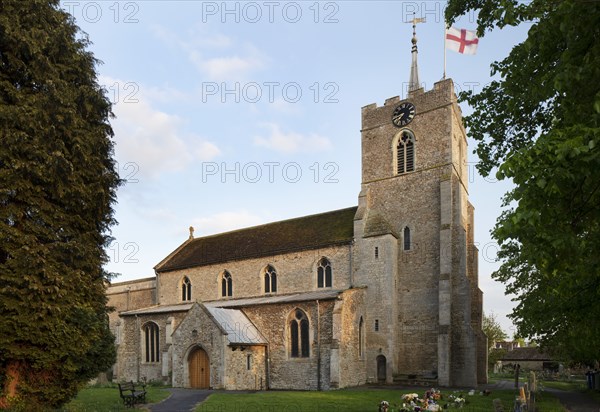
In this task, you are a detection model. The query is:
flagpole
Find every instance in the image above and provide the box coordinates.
[443,24,447,79]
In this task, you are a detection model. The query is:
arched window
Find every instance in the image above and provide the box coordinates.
[396,130,416,174]
[221,271,232,297]
[359,316,365,359]
[144,322,160,363]
[404,226,411,250]
[289,309,310,358]
[182,276,192,301]
[317,257,332,288]
[264,265,277,294]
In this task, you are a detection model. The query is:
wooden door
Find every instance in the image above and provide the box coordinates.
[189,347,210,388]
[376,355,386,382]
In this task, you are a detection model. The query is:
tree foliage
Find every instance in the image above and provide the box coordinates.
[483,312,508,350]
[446,0,600,363]
[483,313,508,370]
[0,0,120,408]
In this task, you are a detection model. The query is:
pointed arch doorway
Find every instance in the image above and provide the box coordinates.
[188,347,210,388]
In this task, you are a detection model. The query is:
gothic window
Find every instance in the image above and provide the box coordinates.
[181,276,192,301]
[396,130,416,174]
[317,257,332,288]
[404,227,411,251]
[359,316,365,359]
[289,309,310,358]
[264,265,277,294]
[221,271,233,297]
[144,322,160,363]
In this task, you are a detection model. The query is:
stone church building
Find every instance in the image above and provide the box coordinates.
[106,33,487,388]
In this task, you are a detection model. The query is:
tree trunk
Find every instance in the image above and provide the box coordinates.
[0,360,21,408]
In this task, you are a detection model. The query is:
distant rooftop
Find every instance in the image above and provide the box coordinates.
[501,347,552,361]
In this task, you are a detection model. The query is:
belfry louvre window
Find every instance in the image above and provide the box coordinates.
[222,271,233,297]
[317,257,332,288]
[182,276,192,301]
[404,227,411,251]
[397,130,416,174]
[144,322,160,363]
[264,265,277,293]
[290,309,310,358]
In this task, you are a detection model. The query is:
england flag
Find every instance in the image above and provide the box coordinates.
[445,26,479,55]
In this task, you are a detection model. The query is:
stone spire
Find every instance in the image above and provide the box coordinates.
[408,14,425,93]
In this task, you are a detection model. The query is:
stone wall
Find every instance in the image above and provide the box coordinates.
[117,310,187,384]
[157,244,351,306]
[224,346,267,390]
[243,299,337,390]
[337,288,367,388]
[107,277,156,335]
[356,79,482,386]
[171,304,226,388]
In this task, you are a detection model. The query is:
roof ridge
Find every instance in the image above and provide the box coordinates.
[187,206,357,242]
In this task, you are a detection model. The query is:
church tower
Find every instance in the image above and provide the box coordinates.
[352,19,486,386]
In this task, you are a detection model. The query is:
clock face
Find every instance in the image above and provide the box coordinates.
[392,102,416,127]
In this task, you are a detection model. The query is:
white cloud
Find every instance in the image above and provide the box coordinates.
[101,76,221,179]
[270,97,303,114]
[191,210,264,236]
[151,25,266,81]
[189,48,266,81]
[253,123,333,154]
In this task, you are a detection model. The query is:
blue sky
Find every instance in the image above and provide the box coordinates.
[62,1,530,334]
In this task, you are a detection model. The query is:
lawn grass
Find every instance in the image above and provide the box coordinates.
[61,384,170,412]
[541,379,586,391]
[195,388,566,412]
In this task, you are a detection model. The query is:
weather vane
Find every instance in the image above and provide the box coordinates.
[406,12,426,34]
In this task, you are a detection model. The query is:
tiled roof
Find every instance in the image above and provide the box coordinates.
[119,303,194,316]
[118,290,343,316]
[204,289,343,309]
[155,207,357,272]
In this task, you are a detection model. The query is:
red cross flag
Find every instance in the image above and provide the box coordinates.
[445,26,479,55]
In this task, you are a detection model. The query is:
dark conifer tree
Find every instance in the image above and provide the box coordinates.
[0,0,120,407]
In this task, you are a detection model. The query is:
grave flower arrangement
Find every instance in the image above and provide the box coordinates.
[446,393,466,408]
[380,388,468,412]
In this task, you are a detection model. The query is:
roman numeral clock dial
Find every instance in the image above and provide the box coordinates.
[392,102,416,127]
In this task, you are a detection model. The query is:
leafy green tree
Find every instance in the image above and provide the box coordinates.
[0,0,120,408]
[483,312,508,350]
[483,312,508,370]
[445,0,600,363]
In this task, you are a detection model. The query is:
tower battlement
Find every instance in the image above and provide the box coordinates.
[361,79,456,131]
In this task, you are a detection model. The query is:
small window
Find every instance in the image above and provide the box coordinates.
[375,247,379,259]
[246,354,252,370]
[404,227,411,251]
[317,257,332,288]
[264,265,277,293]
[359,316,365,359]
[221,271,233,297]
[144,322,160,363]
[182,276,192,301]
[290,309,310,358]
[396,130,416,174]
[375,319,379,332]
